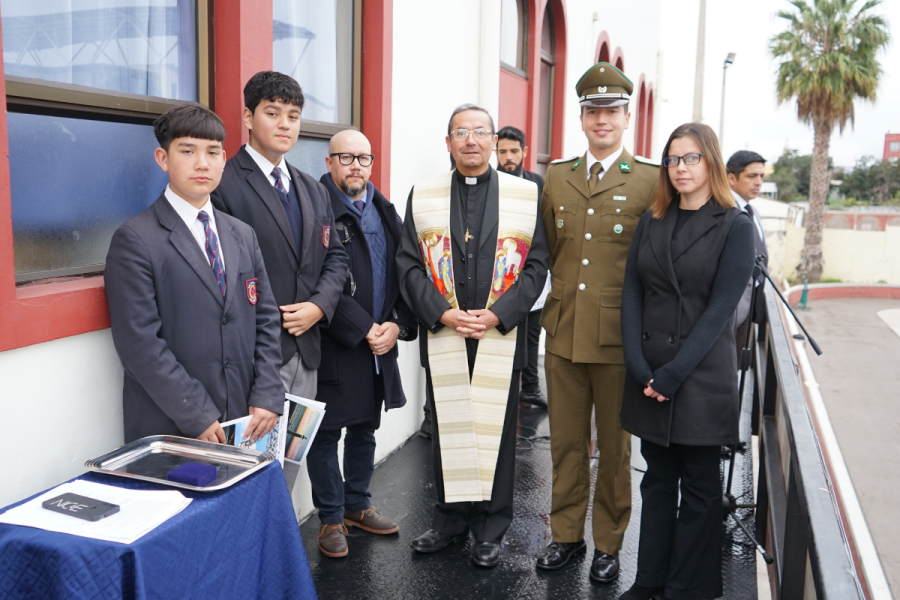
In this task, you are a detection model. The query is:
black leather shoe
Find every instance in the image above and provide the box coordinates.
[470,541,501,567]
[617,583,664,600]
[519,390,548,409]
[589,550,620,582]
[410,529,461,553]
[535,540,586,570]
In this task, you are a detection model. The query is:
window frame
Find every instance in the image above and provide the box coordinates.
[283,0,362,140]
[3,0,212,283]
[499,0,528,78]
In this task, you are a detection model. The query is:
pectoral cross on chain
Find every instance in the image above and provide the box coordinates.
[465,228,473,242]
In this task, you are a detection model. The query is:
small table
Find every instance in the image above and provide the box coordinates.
[0,462,317,600]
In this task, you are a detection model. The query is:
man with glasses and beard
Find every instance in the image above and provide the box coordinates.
[496,126,548,409]
[397,104,548,568]
[306,129,418,558]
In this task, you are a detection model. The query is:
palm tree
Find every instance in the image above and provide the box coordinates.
[770,0,889,282]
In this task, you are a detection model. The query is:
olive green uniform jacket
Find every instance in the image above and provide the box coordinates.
[541,149,658,363]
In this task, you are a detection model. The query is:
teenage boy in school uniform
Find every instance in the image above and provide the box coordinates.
[106,104,284,444]
[211,71,347,404]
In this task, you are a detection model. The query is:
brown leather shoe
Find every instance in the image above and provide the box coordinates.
[317,523,349,557]
[343,507,400,534]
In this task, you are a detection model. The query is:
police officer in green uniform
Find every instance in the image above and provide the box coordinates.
[535,63,659,583]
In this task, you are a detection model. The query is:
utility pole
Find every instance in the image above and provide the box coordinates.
[720,53,735,148]
[692,0,707,122]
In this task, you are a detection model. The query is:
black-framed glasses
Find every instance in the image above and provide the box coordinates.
[449,128,495,141]
[329,153,375,167]
[662,153,705,167]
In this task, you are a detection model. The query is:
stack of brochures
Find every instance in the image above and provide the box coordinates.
[221,393,325,468]
[0,480,191,544]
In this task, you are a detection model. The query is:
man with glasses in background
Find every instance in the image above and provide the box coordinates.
[397,104,548,568]
[536,63,658,584]
[496,125,549,409]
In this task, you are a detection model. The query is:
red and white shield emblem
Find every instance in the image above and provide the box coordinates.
[322,225,331,248]
[246,279,258,304]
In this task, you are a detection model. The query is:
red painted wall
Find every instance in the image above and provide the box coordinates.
[361,0,393,197]
[498,67,530,134]
[884,133,900,162]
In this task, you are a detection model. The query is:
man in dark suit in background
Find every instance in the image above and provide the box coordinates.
[106,104,284,444]
[496,125,548,409]
[211,71,348,402]
[726,150,769,356]
[309,129,418,558]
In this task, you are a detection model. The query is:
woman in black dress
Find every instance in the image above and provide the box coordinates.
[618,123,755,600]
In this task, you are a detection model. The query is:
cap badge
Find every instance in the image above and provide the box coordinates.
[599,67,605,73]
[619,162,631,172]
[614,224,624,234]
[597,86,607,93]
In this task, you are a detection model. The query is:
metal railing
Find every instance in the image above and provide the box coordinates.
[752,286,863,599]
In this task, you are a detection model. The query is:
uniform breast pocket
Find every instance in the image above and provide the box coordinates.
[600,202,638,244]
[552,206,577,240]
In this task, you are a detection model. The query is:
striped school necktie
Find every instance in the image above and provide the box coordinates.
[197,210,226,297]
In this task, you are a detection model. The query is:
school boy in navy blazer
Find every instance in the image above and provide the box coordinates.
[105,104,284,444]
[211,71,348,401]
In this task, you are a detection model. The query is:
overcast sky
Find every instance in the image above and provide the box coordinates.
[656,0,899,170]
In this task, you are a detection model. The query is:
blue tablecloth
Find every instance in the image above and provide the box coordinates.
[0,462,317,600]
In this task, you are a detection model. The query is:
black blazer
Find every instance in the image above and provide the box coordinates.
[105,194,285,443]
[620,203,753,447]
[316,176,418,429]
[211,146,348,369]
[396,169,549,371]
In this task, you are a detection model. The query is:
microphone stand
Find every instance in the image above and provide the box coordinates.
[723,255,821,565]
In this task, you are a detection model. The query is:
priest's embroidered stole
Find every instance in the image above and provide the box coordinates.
[412,170,538,502]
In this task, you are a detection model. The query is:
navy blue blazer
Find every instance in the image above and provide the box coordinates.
[105,194,285,442]
[211,146,349,369]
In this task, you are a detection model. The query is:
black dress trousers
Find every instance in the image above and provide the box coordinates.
[636,439,723,600]
[426,368,521,544]
[521,308,542,394]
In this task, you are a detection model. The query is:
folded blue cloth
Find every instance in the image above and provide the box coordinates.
[166,463,217,487]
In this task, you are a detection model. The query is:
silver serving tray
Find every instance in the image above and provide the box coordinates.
[85,435,275,492]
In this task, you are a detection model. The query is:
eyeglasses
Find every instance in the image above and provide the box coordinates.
[662,153,705,167]
[329,153,375,167]
[449,128,495,141]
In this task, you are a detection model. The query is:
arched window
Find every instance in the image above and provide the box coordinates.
[500,0,527,72]
[537,4,555,174]
[634,82,646,156]
[598,42,610,64]
[612,47,625,72]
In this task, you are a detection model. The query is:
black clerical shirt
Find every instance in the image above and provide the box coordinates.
[455,168,491,312]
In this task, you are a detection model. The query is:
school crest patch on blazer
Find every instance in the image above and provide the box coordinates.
[246,278,258,304]
[322,225,331,247]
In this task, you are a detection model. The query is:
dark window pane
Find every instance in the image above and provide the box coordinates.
[541,7,554,56]
[538,61,553,156]
[284,137,330,180]
[9,112,167,280]
[274,0,354,125]
[1,0,198,101]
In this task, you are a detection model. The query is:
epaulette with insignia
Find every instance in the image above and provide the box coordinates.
[550,155,579,165]
[634,155,661,166]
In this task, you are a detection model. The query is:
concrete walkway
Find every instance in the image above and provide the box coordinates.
[799,297,900,596]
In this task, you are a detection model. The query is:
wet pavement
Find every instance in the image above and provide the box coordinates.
[299,360,759,599]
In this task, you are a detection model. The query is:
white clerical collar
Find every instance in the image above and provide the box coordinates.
[585,145,624,179]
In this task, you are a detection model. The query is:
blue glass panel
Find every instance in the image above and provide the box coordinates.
[284,137,330,180]
[9,112,168,278]
[1,0,197,101]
